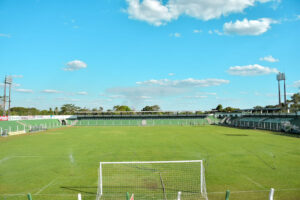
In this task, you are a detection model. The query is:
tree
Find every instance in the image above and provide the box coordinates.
[291,93,300,104]
[253,106,264,110]
[0,104,3,115]
[223,107,238,113]
[40,110,49,115]
[9,107,40,115]
[54,107,59,115]
[216,104,223,112]
[99,107,103,112]
[113,105,131,112]
[141,105,160,112]
[60,104,80,114]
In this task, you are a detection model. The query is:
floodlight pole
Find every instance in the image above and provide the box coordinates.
[3,77,7,116]
[277,78,281,107]
[284,78,287,109]
[8,81,12,116]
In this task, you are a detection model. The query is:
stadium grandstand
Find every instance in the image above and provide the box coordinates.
[1,110,300,136]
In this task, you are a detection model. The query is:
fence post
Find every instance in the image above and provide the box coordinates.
[27,193,33,200]
[78,193,82,200]
[177,191,182,200]
[269,188,274,200]
[225,190,230,200]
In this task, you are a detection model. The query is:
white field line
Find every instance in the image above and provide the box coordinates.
[0,194,95,197]
[208,188,300,194]
[0,156,12,164]
[34,178,57,195]
[0,155,41,164]
[243,175,265,189]
[2,188,300,197]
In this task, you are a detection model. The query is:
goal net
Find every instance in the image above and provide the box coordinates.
[96,160,208,200]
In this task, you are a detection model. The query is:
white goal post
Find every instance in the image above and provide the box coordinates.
[96,160,208,200]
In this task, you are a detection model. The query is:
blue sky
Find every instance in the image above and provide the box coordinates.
[0,0,300,111]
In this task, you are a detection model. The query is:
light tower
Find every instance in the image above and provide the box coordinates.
[276,72,287,109]
[2,76,13,116]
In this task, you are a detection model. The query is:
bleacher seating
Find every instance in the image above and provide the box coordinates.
[0,119,61,135]
[222,116,299,133]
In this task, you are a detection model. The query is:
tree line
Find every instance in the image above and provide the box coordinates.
[0,93,299,116]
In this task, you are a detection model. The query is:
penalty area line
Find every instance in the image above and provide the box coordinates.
[243,175,265,189]
[34,178,57,195]
[208,188,300,194]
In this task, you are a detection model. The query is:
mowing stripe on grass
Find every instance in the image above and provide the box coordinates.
[34,179,57,195]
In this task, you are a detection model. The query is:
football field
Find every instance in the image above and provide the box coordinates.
[0,126,300,200]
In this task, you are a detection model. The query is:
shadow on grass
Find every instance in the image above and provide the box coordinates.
[60,185,199,195]
[60,186,97,194]
[224,134,248,136]
[269,131,300,138]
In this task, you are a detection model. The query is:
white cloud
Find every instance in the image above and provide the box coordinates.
[214,29,223,35]
[13,83,21,87]
[77,91,88,95]
[136,78,230,87]
[198,92,217,96]
[41,89,62,93]
[0,33,11,38]
[140,96,152,99]
[184,95,208,99]
[228,64,279,76]
[63,60,87,71]
[15,89,33,93]
[125,0,174,26]
[293,80,300,88]
[0,83,21,88]
[170,32,181,37]
[168,73,175,76]
[224,18,275,35]
[240,91,248,95]
[107,86,188,99]
[109,95,125,99]
[193,29,202,33]
[107,78,229,106]
[125,0,273,26]
[259,55,279,62]
[208,30,213,34]
[56,97,80,102]
[12,75,23,78]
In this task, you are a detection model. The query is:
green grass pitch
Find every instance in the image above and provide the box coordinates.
[0,125,300,200]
